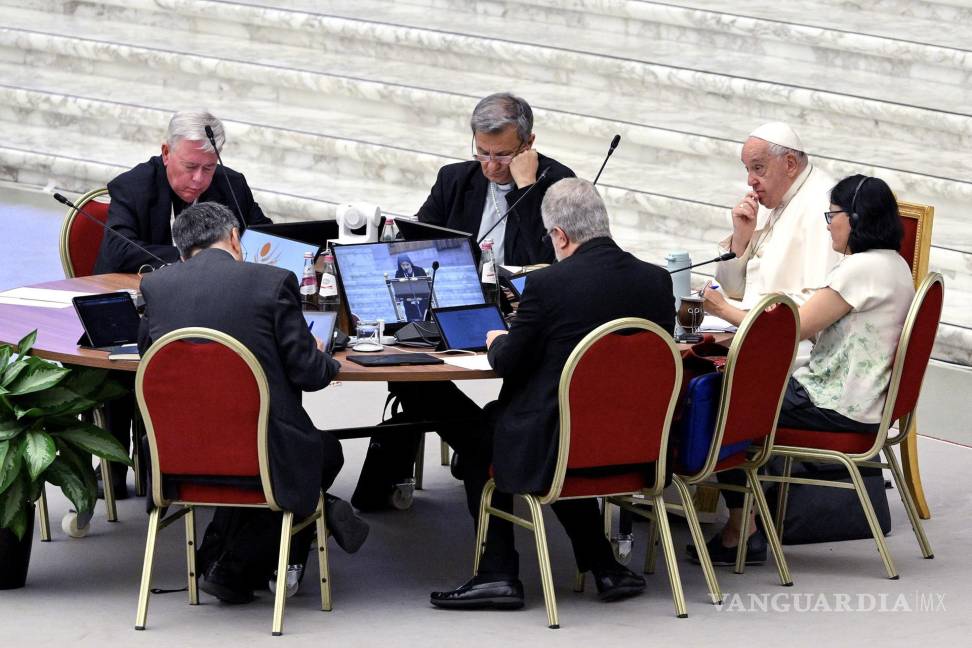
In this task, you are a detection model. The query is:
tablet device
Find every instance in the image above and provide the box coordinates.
[241,229,321,279]
[433,303,507,352]
[73,292,141,351]
[347,353,444,367]
[508,274,528,299]
[302,311,338,353]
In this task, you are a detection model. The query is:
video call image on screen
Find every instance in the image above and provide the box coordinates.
[241,230,318,279]
[334,238,484,324]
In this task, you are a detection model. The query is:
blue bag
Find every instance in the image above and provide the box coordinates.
[678,372,749,473]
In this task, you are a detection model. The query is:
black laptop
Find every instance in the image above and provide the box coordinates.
[73,292,141,354]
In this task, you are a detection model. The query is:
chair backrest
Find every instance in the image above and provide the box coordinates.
[692,293,800,478]
[884,273,944,427]
[896,200,934,289]
[135,327,276,508]
[59,188,109,278]
[544,318,682,503]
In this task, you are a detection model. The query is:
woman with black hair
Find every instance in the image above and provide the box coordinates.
[698,174,914,564]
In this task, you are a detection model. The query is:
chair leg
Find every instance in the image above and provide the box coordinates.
[734,490,754,575]
[133,413,146,497]
[414,434,425,491]
[746,468,792,586]
[440,440,450,466]
[93,408,119,523]
[900,415,930,519]
[185,506,198,605]
[884,446,934,559]
[673,477,721,604]
[841,457,898,579]
[37,487,52,542]
[523,495,559,629]
[134,507,162,630]
[271,512,295,637]
[316,498,332,611]
[775,456,793,540]
[643,519,659,575]
[652,494,687,618]
[573,570,585,593]
[472,480,495,576]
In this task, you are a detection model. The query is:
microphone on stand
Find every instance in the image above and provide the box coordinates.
[477,167,550,247]
[592,134,621,186]
[424,260,440,322]
[668,252,736,274]
[204,124,246,232]
[53,193,169,268]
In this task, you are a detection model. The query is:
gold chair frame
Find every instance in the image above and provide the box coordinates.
[616,293,799,608]
[473,318,683,627]
[758,273,942,580]
[896,200,935,520]
[58,187,109,279]
[133,327,331,636]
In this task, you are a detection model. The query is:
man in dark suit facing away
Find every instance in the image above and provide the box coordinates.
[431,178,676,610]
[138,202,367,603]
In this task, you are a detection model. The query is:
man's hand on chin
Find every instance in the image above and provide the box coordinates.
[486,329,508,349]
[509,149,539,188]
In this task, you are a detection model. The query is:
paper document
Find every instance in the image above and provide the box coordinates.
[0,296,70,309]
[0,287,95,304]
[442,355,493,371]
[698,315,737,333]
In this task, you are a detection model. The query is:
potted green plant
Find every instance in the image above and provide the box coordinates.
[0,330,130,589]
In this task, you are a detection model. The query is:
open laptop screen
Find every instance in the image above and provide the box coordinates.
[333,238,483,330]
[73,292,140,348]
[302,311,338,353]
[241,229,320,279]
[433,304,507,352]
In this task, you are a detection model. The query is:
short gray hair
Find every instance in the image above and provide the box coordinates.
[541,178,612,245]
[767,142,808,169]
[172,202,237,258]
[470,93,533,142]
[165,110,225,154]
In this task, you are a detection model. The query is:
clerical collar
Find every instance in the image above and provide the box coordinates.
[775,163,813,214]
[493,181,513,192]
[170,189,189,216]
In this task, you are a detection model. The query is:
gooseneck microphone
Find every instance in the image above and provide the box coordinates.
[424,260,440,322]
[477,167,550,246]
[668,252,737,274]
[53,193,169,268]
[592,134,621,186]
[204,124,246,232]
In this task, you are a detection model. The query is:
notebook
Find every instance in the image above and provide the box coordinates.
[433,303,507,352]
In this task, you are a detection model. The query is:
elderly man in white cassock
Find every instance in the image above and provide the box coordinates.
[715,122,843,308]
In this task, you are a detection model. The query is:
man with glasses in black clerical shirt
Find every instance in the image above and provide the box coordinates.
[415,92,575,266]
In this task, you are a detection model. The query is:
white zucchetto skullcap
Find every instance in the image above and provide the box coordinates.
[748,122,804,153]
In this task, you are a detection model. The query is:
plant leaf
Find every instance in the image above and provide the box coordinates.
[0,440,8,486]
[12,386,97,419]
[24,429,56,481]
[0,437,23,494]
[5,362,70,396]
[0,416,26,441]
[44,456,95,514]
[16,330,37,356]
[2,358,27,388]
[8,507,27,541]
[52,423,132,465]
[0,472,26,529]
[0,345,10,372]
[54,440,97,495]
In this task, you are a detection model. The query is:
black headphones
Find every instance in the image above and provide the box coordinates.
[848,176,871,229]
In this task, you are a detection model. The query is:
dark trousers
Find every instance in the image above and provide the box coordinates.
[719,377,879,508]
[390,382,616,578]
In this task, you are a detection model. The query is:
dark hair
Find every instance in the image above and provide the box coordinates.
[470,92,534,142]
[172,202,237,258]
[830,174,902,254]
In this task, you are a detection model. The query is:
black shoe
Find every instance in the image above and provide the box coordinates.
[325,495,370,554]
[687,529,767,566]
[96,463,131,501]
[591,565,646,602]
[430,575,525,610]
[200,561,255,604]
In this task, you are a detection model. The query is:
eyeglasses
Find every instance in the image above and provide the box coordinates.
[540,227,560,245]
[471,137,524,165]
[823,210,846,225]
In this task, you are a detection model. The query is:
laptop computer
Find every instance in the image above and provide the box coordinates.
[241,229,322,279]
[73,292,141,354]
[433,303,507,352]
[303,310,338,353]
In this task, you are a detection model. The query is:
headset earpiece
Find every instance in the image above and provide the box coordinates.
[848,176,870,228]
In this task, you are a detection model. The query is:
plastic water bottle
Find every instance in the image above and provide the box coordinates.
[380,217,400,242]
[300,252,319,310]
[665,250,692,310]
[479,239,499,304]
[318,248,341,313]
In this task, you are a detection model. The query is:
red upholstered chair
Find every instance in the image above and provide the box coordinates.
[133,328,330,636]
[473,318,683,628]
[59,187,109,278]
[764,273,943,580]
[632,294,800,608]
